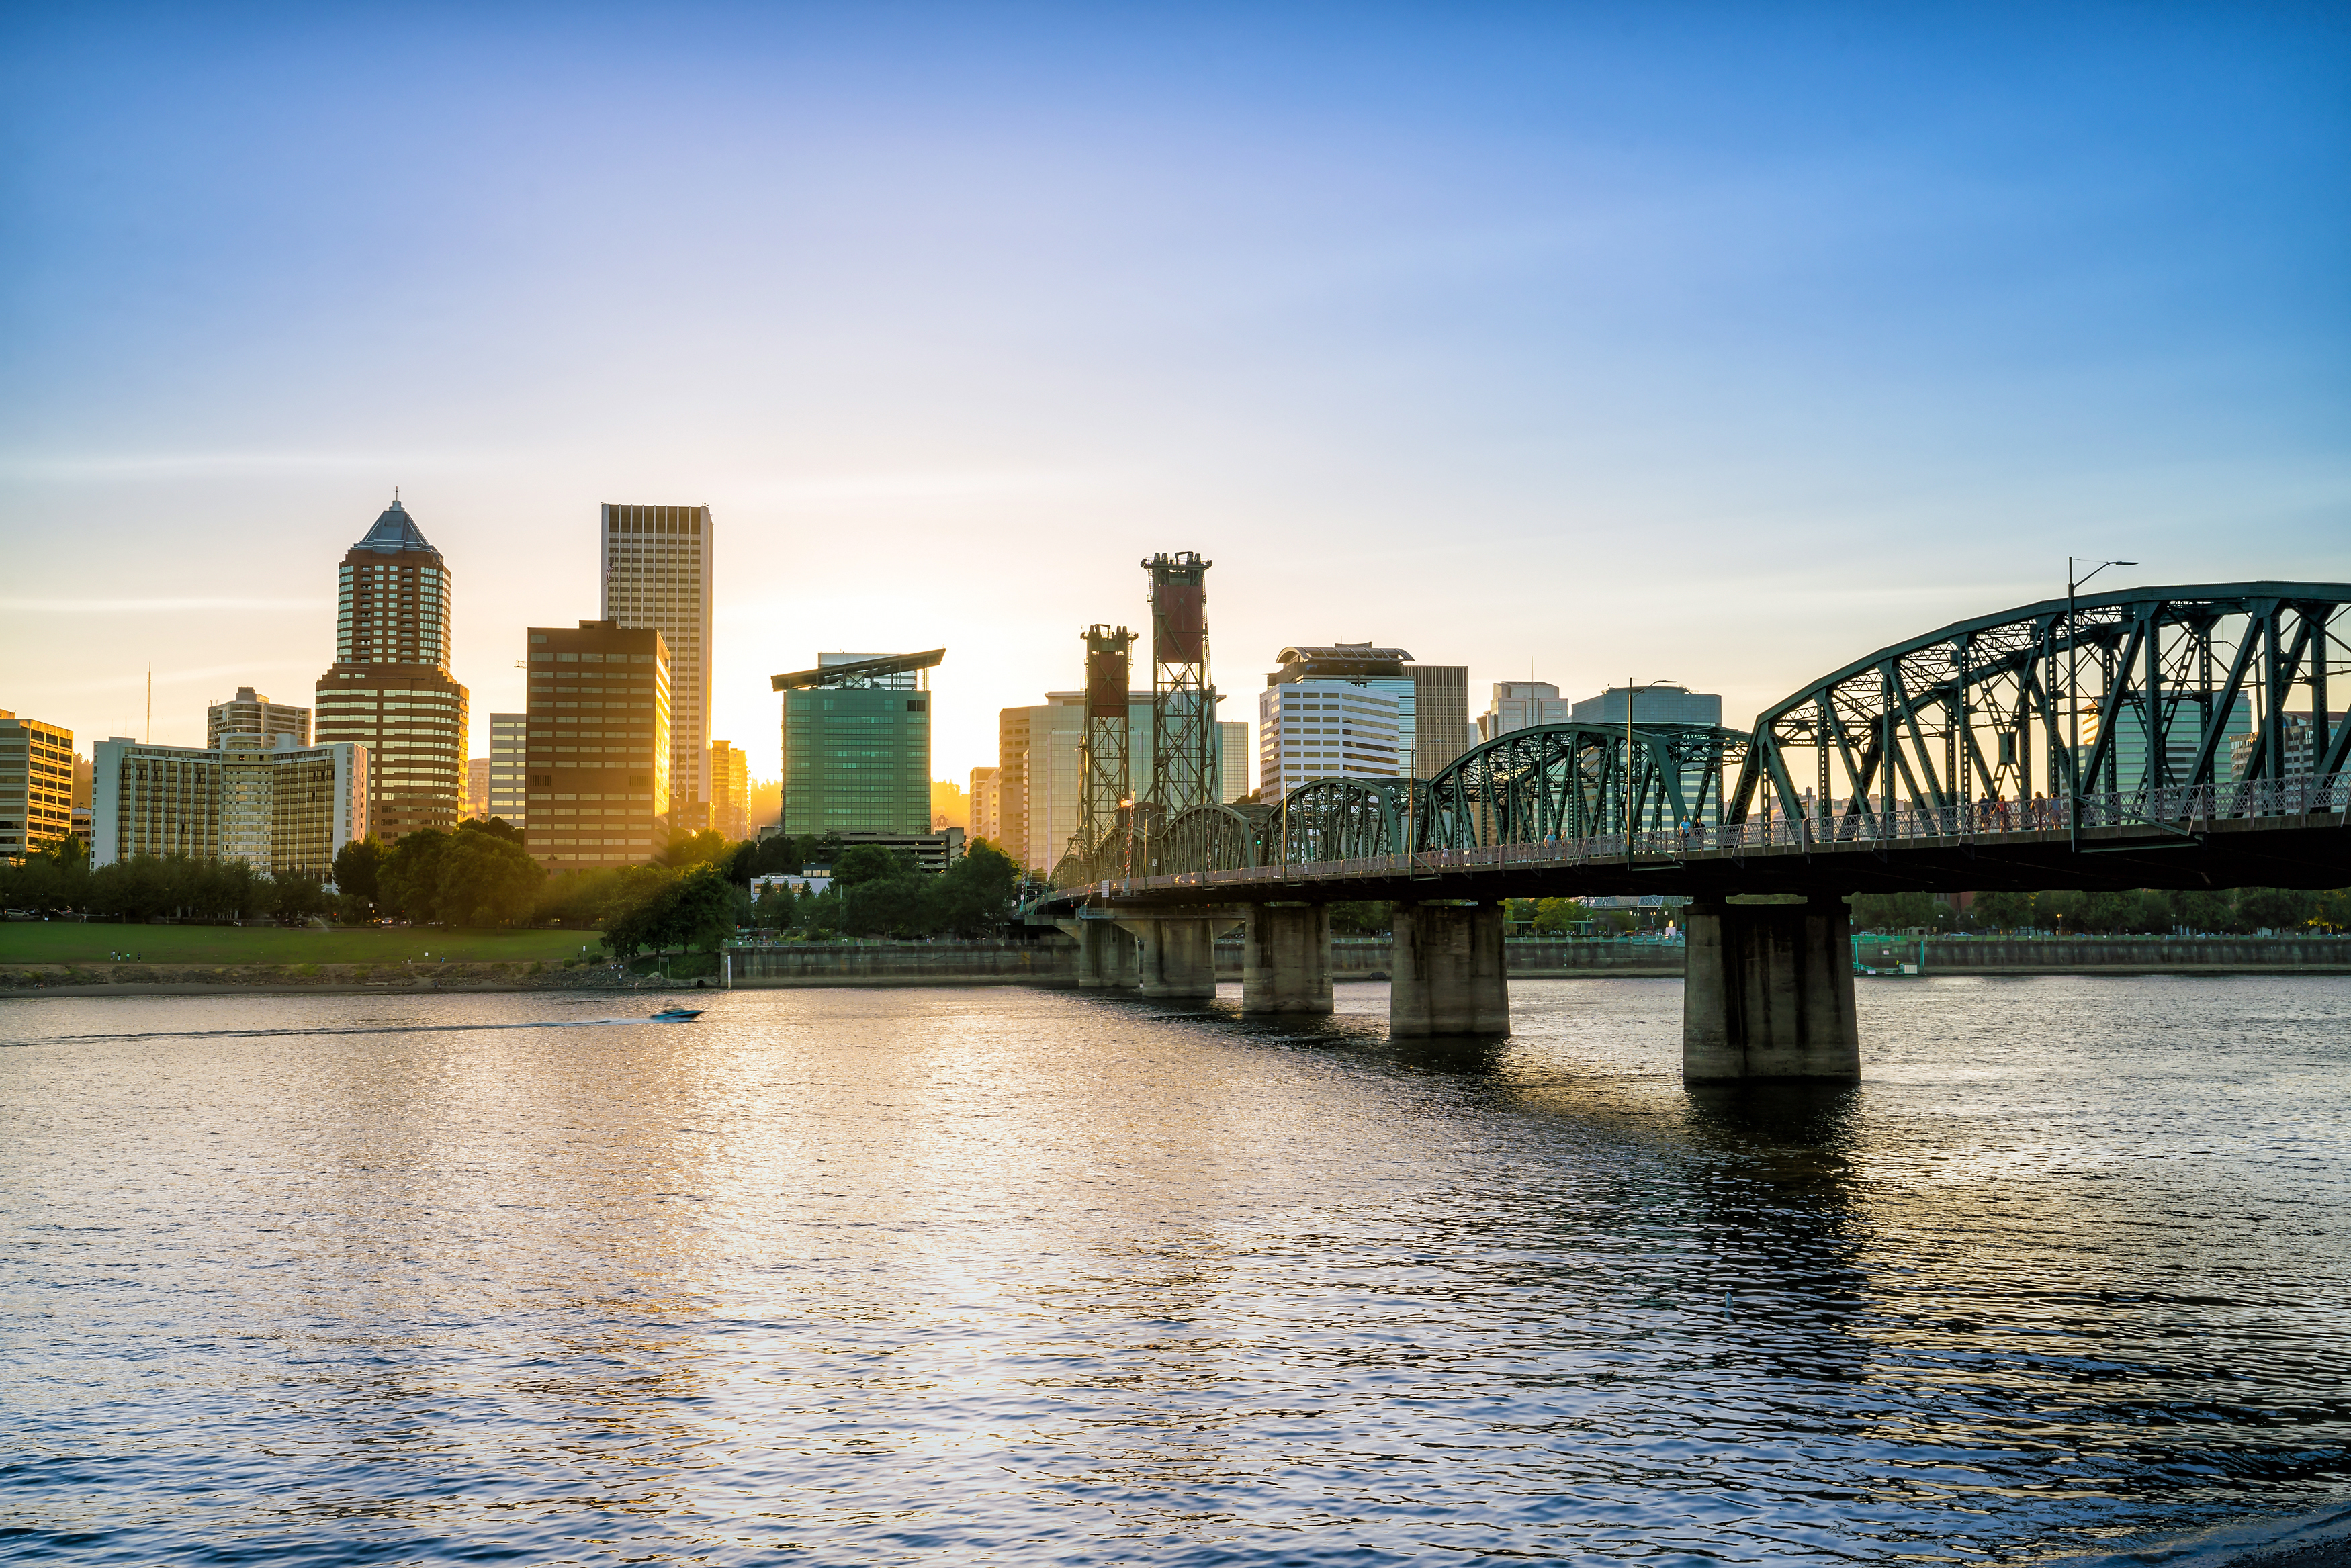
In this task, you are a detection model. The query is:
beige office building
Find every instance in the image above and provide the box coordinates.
[969,765,1000,849]
[208,688,311,749]
[486,712,529,827]
[1,711,76,861]
[709,739,750,840]
[1479,680,1574,743]
[601,504,711,828]
[92,734,367,879]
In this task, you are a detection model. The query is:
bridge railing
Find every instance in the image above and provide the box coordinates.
[1047,772,2346,900]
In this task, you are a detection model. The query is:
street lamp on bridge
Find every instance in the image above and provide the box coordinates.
[2067,557,2138,853]
[1624,677,1682,866]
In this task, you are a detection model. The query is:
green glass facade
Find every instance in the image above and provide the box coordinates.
[782,684,931,835]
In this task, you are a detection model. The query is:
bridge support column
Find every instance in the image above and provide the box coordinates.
[1130,917,1220,998]
[1682,894,1859,1081]
[1390,901,1509,1035]
[1242,903,1331,1015]
[1075,921,1138,989]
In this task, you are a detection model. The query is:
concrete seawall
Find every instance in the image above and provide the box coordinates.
[10,935,2346,998]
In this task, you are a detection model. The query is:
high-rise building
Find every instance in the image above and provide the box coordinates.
[1004,689,1157,872]
[208,688,310,749]
[1569,684,1724,727]
[1259,681,1404,802]
[775,650,942,837]
[465,757,490,819]
[930,779,969,831]
[601,504,713,829]
[1,710,76,861]
[2229,710,2344,785]
[995,709,1032,866]
[2088,696,2257,794]
[709,739,750,840]
[486,712,529,827]
[312,499,470,843]
[969,765,1000,848]
[523,620,671,868]
[1257,643,1456,800]
[1218,721,1250,802]
[1409,664,1472,774]
[1479,680,1574,743]
[93,733,367,878]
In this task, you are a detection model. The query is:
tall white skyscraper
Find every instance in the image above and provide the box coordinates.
[601,503,713,827]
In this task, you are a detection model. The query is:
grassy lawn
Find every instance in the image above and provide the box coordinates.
[0,923,605,966]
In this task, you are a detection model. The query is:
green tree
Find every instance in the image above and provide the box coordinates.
[436,828,545,925]
[928,842,1020,937]
[1970,890,2035,931]
[831,843,918,886]
[378,829,453,921]
[1851,890,1952,931]
[273,873,330,923]
[332,837,387,912]
[2238,887,2317,933]
[2174,890,2241,933]
[1328,900,1392,935]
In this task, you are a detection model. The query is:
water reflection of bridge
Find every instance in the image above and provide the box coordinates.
[1034,582,2351,1080]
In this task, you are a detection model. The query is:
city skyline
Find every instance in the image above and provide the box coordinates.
[5,6,2347,791]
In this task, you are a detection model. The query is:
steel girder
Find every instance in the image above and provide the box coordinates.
[1269,777,1423,866]
[1726,582,2351,827]
[1157,802,1268,874]
[1418,723,1749,851]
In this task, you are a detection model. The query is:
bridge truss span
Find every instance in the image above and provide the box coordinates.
[1728,582,2351,829]
[1419,722,1750,852]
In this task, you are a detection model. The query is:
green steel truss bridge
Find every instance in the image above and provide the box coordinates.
[1045,582,2351,906]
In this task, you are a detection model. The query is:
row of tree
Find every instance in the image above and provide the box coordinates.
[747,841,1024,940]
[331,819,545,925]
[0,837,332,923]
[1855,886,2351,935]
[1493,888,2351,937]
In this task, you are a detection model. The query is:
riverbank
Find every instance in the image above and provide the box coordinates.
[13,933,2346,996]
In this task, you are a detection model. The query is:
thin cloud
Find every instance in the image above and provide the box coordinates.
[0,597,332,612]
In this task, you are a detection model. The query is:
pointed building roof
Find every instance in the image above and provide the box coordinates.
[354,498,437,555]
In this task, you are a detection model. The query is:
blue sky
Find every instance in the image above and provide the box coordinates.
[4,2,2346,784]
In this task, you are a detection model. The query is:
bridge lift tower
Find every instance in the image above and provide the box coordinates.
[1143,551,1217,813]
[1078,623,1135,860]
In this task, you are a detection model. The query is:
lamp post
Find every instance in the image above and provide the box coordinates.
[1623,678,1681,866]
[2066,557,2137,852]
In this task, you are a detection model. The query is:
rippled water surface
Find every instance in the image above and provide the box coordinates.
[4,976,2350,1565]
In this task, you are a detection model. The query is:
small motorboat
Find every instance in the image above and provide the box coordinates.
[648,1006,705,1022]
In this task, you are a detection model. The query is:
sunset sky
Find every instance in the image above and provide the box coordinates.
[5,3,2346,786]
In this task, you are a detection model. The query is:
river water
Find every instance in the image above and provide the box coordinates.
[3,976,2348,1565]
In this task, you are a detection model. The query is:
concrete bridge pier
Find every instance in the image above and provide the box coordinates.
[1390,901,1509,1035]
[1682,894,1859,1081]
[1127,916,1223,999]
[1242,903,1331,1015]
[1074,920,1139,989]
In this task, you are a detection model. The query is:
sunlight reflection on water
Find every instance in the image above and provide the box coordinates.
[2,976,2347,1565]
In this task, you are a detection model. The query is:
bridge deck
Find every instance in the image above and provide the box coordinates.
[1040,809,2351,909]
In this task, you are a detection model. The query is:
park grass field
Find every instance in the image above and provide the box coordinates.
[0,923,602,966]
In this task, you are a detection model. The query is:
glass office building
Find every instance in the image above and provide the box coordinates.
[777,651,942,837]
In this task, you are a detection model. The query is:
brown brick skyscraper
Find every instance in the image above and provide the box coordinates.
[312,498,470,843]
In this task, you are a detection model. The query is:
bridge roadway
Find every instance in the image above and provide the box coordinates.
[1036,800,2351,1082]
